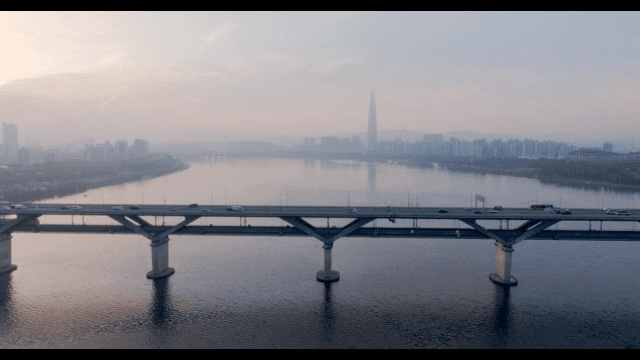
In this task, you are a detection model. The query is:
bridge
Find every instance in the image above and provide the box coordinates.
[173,154,250,162]
[1,204,640,286]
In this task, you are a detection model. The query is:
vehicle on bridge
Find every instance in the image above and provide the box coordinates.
[129,205,140,210]
[349,208,358,213]
[112,206,124,210]
[529,204,554,211]
[11,204,26,209]
[614,210,631,215]
[227,205,244,212]
[492,206,504,210]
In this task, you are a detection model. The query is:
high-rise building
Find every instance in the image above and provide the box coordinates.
[133,139,149,158]
[18,148,29,166]
[115,140,128,159]
[367,89,377,150]
[603,142,613,152]
[2,122,18,158]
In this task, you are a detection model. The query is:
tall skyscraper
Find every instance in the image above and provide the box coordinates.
[367,89,377,149]
[2,122,18,158]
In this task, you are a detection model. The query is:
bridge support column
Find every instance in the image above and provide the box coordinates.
[316,243,339,282]
[489,242,517,286]
[147,237,175,280]
[0,233,17,276]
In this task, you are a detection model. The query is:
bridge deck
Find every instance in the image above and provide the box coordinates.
[4,223,639,241]
[2,204,639,221]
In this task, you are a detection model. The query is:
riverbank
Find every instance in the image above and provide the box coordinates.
[0,155,190,203]
[440,161,640,192]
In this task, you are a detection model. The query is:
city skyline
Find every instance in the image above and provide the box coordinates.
[0,12,638,145]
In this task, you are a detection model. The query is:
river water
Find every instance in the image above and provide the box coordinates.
[1,158,639,348]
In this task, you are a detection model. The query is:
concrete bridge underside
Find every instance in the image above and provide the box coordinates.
[2,212,640,286]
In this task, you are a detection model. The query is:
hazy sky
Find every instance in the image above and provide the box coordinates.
[1,11,639,145]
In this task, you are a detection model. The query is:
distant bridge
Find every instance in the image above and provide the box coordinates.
[2,204,639,286]
[172,154,253,162]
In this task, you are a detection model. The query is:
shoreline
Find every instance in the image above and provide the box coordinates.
[440,163,640,192]
[1,156,190,203]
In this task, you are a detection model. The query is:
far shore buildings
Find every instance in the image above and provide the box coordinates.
[2,122,19,159]
[367,89,377,150]
[85,139,149,162]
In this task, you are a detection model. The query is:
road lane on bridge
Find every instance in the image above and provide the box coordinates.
[1,204,639,221]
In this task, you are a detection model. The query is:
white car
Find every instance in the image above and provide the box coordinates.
[201,209,212,212]
[349,208,358,213]
[12,204,26,209]
[543,207,554,212]
[70,206,82,210]
[489,209,498,213]
[112,206,124,210]
[227,205,244,212]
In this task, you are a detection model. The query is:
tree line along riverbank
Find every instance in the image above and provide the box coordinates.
[0,155,189,203]
[437,158,640,191]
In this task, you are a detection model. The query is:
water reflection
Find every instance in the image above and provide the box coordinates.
[304,158,316,167]
[149,278,173,329]
[491,285,513,340]
[0,275,14,330]
[367,163,376,196]
[321,282,335,345]
[367,163,377,227]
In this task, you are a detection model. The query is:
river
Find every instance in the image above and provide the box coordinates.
[1,158,639,348]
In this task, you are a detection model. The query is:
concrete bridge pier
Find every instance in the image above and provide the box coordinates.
[0,233,17,276]
[317,242,340,282]
[147,236,175,280]
[489,242,518,286]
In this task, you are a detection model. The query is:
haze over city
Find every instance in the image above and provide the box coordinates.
[2,12,640,349]
[1,11,639,146]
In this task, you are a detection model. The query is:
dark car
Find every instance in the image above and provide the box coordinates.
[438,209,448,213]
[560,210,571,215]
[492,206,504,210]
[60,205,70,209]
[473,210,483,214]
[188,203,198,208]
[129,205,140,210]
